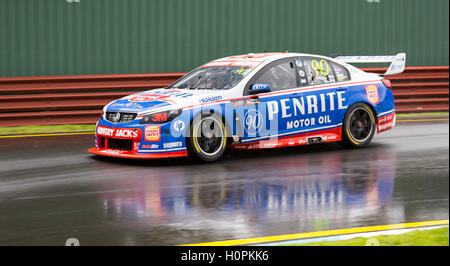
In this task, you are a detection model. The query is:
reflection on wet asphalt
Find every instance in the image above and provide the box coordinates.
[0,121,448,245]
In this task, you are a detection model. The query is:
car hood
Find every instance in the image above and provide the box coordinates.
[105,88,226,113]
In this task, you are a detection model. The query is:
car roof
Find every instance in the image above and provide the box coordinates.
[202,52,336,69]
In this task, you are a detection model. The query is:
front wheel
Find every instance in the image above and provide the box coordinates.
[186,113,227,162]
[340,103,376,148]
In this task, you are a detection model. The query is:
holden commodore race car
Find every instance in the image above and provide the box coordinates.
[88,52,405,162]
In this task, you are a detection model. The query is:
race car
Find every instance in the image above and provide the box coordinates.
[88,52,405,162]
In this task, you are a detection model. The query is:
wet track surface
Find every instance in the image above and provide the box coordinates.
[0,121,448,245]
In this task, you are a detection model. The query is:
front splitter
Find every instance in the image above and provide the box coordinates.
[88,148,188,159]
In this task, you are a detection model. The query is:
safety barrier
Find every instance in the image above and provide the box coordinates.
[363,66,449,113]
[0,66,448,126]
[0,73,185,126]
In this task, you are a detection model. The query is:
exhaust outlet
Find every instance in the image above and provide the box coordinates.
[307,136,323,144]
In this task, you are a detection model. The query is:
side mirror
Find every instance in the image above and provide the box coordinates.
[249,84,271,95]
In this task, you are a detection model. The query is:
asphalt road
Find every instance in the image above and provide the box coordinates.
[0,121,448,245]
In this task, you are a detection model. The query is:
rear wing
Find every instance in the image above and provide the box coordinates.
[335,53,406,75]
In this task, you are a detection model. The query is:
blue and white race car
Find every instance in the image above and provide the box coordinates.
[88,52,405,162]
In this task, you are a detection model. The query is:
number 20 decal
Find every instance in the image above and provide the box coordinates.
[311,59,330,76]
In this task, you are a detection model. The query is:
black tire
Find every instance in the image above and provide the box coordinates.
[339,103,376,148]
[186,113,227,162]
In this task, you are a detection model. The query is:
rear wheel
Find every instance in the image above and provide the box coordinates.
[340,103,376,148]
[186,113,227,162]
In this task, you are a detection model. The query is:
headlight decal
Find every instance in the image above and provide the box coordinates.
[140,109,183,124]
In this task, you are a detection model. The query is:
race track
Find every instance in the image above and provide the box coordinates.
[0,121,448,245]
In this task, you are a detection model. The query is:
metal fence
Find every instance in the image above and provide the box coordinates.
[1,0,448,77]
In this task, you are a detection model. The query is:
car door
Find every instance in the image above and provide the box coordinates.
[235,58,299,143]
[280,56,345,138]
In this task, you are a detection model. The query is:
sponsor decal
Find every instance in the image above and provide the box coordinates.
[115,129,138,138]
[377,113,395,133]
[142,144,159,149]
[365,84,379,104]
[201,61,262,68]
[128,90,193,103]
[266,91,347,120]
[235,68,249,75]
[199,54,279,68]
[231,99,246,107]
[233,129,341,150]
[163,142,183,149]
[173,120,186,132]
[337,55,397,62]
[129,94,175,103]
[287,115,332,129]
[199,95,223,104]
[97,126,140,139]
[133,141,140,151]
[109,102,145,109]
[154,90,193,98]
[264,91,347,131]
[244,109,263,134]
[97,126,115,137]
[151,112,168,123]
[145,126,161,141]
[100,149,128,154]
[298,70,306,77]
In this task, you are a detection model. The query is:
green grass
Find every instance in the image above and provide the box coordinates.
[285,227,449,246]
[0,124,96,135]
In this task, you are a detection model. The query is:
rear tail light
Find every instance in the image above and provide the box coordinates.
[382,78,392,89]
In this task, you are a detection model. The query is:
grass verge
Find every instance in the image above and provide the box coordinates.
[396,112,448,118]
[284,227,449,246]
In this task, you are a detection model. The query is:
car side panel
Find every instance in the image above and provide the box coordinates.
[93,81,395,158]
[337,81,395,119]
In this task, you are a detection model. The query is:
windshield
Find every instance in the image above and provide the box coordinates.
[168,66,253,90]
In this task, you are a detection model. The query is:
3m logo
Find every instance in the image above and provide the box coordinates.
[365,84,379,104]
[145,126,161,141]
[151,112,168,122]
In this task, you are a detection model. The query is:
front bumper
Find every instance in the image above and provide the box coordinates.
[88,118,188,159]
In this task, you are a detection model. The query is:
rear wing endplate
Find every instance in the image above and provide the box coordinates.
[335,53,406,75]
